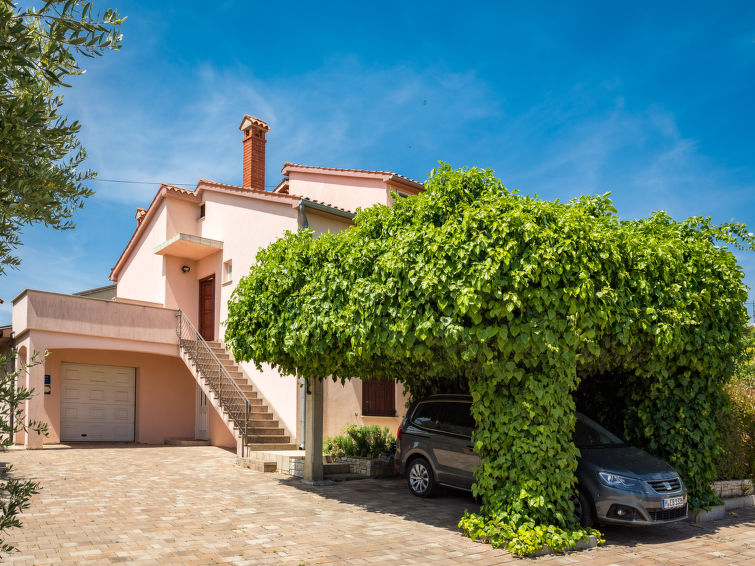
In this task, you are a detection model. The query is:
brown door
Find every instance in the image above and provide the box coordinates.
[199,275,215,341]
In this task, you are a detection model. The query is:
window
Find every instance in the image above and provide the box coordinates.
[223,259,232,283]
[361,379,395,416]
[436,402,474,437]
[199,203,206,219]
[410,402,440,429]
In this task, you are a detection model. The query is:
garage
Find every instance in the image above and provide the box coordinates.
[60,363,136,442]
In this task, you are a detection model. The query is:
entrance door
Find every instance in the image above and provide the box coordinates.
[199,275,215,341]
[195,384,209,440]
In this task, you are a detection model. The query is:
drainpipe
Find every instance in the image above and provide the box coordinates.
[299,202,309,229]
[299,377,306,449]
[298,202,308,449]
[298,202,309,448]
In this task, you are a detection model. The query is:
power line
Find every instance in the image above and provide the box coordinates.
[92,178,194,186]
[90,178,279,188]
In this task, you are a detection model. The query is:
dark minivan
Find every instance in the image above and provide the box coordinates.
[396,394,688,526]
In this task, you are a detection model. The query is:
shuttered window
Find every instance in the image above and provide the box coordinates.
[361,379,396,416]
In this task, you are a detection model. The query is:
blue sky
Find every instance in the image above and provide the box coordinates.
[2,1,755,324]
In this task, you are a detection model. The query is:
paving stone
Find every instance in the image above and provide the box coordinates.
[0,445,753,564]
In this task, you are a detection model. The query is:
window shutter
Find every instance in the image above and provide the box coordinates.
[362,379,396,417]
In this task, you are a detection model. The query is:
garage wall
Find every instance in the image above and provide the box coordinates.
[44,350,195,445]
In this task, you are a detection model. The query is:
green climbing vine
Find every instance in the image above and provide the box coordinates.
[226,164,752,555]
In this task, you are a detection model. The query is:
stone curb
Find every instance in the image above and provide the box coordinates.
[689,494,755,523]
[530,534,597,557]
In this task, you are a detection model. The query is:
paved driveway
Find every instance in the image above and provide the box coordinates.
[1,445,753,565]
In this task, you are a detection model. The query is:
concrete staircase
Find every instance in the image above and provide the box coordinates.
[177,331,298,456]
[205,341,297,451]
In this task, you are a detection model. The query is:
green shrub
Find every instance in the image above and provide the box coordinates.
[716,326,755,481]
[716,380,755,480]
[324,424,395,459]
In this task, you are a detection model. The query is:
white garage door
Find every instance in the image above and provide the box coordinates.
[61,363,135,442]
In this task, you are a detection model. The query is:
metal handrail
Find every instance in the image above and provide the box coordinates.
[176,310,250,457]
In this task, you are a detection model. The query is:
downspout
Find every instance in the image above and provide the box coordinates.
[298,200,308,448]
[299,201,309,229]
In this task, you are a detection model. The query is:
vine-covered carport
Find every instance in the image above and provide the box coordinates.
[225,164,751,555]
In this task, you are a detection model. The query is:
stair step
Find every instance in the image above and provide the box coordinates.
[248,419,278,427]
[248,409,271,417]
[246,434,291,444]
[236,458,277,473]
[246,426,286,435]
[222,397,262,406]
[247,443,299,451]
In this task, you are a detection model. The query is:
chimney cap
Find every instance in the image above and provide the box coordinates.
[239,114,269,133]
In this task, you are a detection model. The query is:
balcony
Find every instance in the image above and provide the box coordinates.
[12,290,179,355]
[154,233,223,260]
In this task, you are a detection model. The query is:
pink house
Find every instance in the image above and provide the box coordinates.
[10,115,423,466]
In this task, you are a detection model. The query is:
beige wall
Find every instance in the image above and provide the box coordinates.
[288,171,390,211]
[322,378,409,440]
[208,403,235,448]
[165,196,200,239]
[117,200,168,305]
[306,209,352,236]
[164,255,199,326]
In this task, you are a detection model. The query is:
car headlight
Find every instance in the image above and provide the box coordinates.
[598,472,643,490]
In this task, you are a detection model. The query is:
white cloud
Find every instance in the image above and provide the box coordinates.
[62,57,499,206]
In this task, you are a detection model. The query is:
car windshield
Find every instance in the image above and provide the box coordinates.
[574,413,625,448]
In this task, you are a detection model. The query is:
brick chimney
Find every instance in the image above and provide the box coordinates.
[239,114,269,190]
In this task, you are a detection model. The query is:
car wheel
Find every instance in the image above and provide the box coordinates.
[407,457,436,497]
[573,489,594,527]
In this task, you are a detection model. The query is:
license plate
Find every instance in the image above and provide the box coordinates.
[662,496,685,509]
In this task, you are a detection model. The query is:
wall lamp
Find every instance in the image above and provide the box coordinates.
[181,265,191,273]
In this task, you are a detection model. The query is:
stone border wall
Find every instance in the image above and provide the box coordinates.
[711,479,753,498]
[338,456,396,478]
[290,458,304,478]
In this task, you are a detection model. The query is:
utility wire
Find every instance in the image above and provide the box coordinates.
[92,178,194,186]
[90,178,279,188]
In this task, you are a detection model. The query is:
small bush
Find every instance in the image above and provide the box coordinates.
[716,327,755,481]
[716,380,755,480]
[324,424,395,459]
